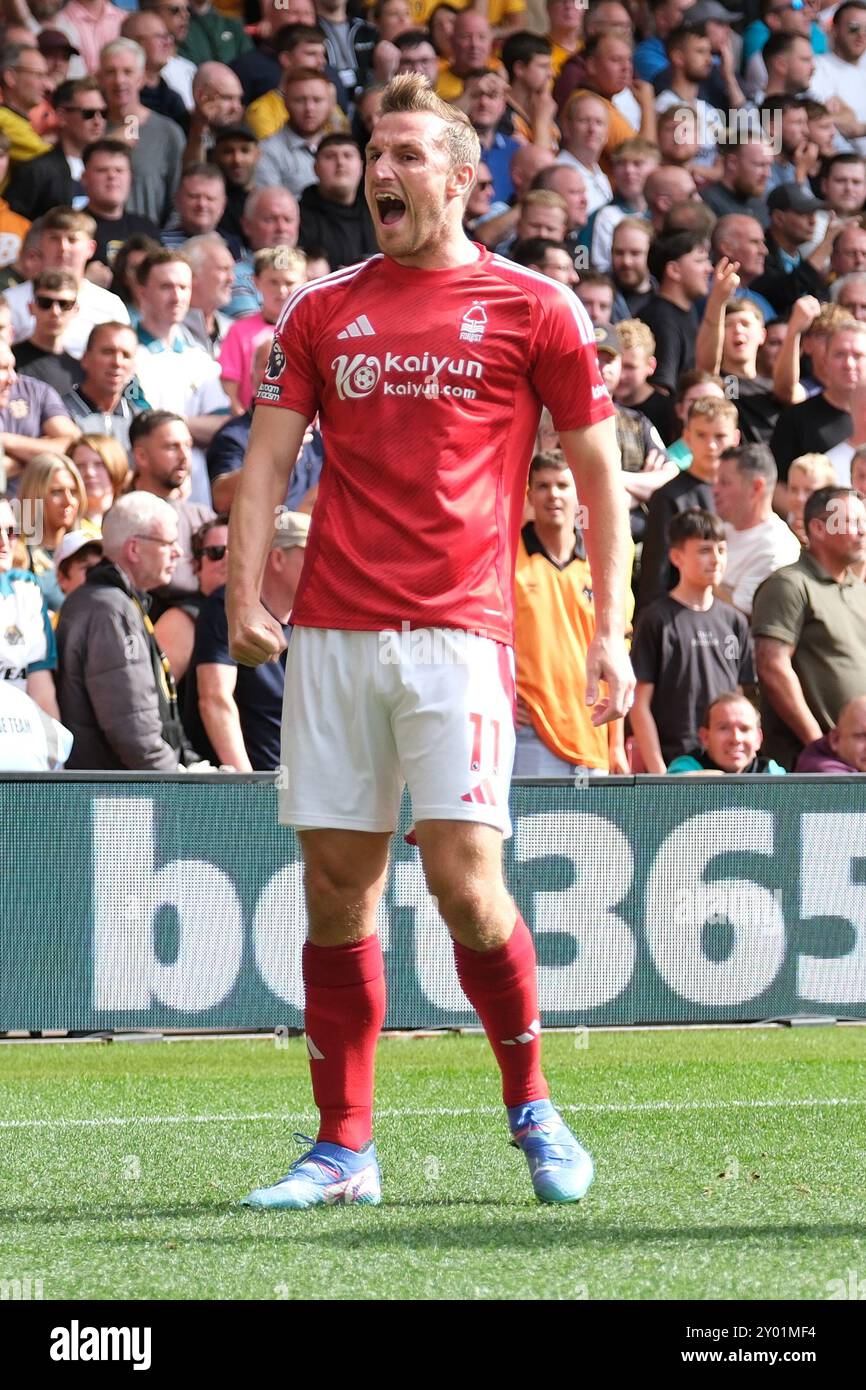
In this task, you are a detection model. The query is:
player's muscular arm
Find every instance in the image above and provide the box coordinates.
[227,404,309,667]
[559,416,636,724]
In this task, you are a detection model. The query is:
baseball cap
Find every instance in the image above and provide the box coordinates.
[54,531,102,571]
[767,184,828,215]
[594,324,622,357]
[38,29,80,56]
[273,510,310,550]
[686,1,743,24]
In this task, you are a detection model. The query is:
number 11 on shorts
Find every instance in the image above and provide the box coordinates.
[469,712,501,774]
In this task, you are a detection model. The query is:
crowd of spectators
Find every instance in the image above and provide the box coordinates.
[0,0,865,777]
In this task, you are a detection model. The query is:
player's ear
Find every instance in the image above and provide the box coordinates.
[451,160,476,201]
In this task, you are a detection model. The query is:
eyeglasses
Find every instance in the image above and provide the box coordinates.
[476,178,493,190]
[34,295,77,311]
[846,21,866,32]
[199,544,227,561]
[134,534,177,549]
[13,65,48,77]
[68,105,108,119]
[161,3,189,12]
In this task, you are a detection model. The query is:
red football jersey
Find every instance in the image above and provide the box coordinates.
[258,245,614,645]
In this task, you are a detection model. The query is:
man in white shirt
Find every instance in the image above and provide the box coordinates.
[3,207,129,358]
[655,26,726,165]
[554,91,612,216]
[132,247,230,505]
[713,442,801,615]
[809,2,866,156]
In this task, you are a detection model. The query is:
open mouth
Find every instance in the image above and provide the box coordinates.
[376,192,407,227]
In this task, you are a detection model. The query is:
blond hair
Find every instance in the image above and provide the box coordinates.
[379,74,480,172]
[253,246,307,277]
[520,188,568,214]
[616,318,655,354]
[611,137,660,163]
[686,396,738,426]
[806,304,857,341]
[788,453,837,489]
[18,452,87,519]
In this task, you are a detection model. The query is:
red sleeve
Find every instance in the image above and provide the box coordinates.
[254,287,322,420]
[528,282,615,433]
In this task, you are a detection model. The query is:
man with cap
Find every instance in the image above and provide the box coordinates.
[31,30,82,138]
[682,2,745,112]
[185,510,309,772]
[749,182,832,313]
[211,124,261,246]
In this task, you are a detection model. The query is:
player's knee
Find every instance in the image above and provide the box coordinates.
[425,874,491,931]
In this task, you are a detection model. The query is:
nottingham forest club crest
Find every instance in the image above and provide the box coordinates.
[459,301,487,344]
[265,339,286,381]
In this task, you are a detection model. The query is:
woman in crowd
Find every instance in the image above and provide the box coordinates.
[16,452,87,613]
[68,434,131,536]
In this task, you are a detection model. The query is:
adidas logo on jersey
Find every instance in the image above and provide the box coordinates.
[337,315,376,339]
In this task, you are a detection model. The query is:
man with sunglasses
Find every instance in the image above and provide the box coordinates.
[2,206,130,359]
[6,78,106,221]
[14,269,84,397]
[810,2,866,153]
[186,510,306,771]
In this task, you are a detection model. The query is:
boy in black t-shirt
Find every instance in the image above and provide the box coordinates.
[630,509,755,771]
[638,394,740,610]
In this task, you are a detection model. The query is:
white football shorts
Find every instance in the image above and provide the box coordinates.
[279,626,516,835]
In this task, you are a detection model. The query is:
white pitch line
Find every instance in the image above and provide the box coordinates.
[0,1096,864,1132]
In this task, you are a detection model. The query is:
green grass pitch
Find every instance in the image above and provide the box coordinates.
[1,1027,864,1301]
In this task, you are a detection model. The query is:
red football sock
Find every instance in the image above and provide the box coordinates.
[452,914,549,1109]
[302,935,386,1150]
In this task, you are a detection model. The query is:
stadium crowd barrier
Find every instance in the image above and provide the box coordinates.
[2,774,864,1032]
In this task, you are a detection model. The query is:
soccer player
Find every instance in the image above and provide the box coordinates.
[227,74,635,1211]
